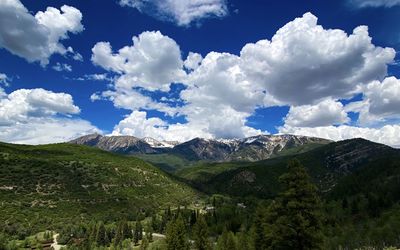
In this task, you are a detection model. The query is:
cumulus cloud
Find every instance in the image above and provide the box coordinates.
[184,52,203,71]
[0,88,79,126]
[284,99,350,127]
[52,62,72,72]
[0,118,99,145]
[345,77,400,124]
[280,125,400,148]
[118,0,228,26]
[111,110,245,142]
[0,0,84,66]
[0,88,99,144]
[91,31,185,92]
[240,13,395,106]
[91,89,177,116]
[349,0,400,8]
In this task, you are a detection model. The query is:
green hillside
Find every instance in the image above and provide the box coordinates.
[134,153,200,172]
[136,142,327,174]
[177,138,400,199]
[0,142,201,236]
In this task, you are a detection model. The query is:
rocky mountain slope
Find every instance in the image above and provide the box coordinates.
[70,134,331,162]
[69,133,173,154]
[172,134,331,161]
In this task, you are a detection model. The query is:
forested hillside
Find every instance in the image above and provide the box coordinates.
[0,142,200,240]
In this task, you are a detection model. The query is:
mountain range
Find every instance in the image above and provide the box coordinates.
[70,133,331,162]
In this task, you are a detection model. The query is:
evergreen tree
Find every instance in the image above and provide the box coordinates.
[145,225,153,242]
[139,237,149,250]
[237,231,252,250]
[252,206,267,250]
[96,222,109,246]
[216,229,236,250]
[189,210,197,227]
[134,220,143,245]
[165,215,189,250]
[193,216,211,250]
[264,159,323,250]
[113,222,124,247]
[89,222,98,244]
[121,221,131,240]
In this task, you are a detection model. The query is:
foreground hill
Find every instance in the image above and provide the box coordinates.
[0,142,200,234]
[177,138,400,199]
[71,134,331,171]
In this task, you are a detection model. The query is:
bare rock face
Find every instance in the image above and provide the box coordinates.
[70,134,331,162]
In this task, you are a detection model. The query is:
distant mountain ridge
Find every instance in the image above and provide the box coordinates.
[69,133,332,162]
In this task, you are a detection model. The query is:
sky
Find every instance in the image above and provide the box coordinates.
[0,0,400,147]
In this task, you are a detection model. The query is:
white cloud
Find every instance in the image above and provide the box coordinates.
[52,62,72,72]
[346,77,400,124]
[111,110,212,142]
[350,0,400,8]
[75,73,113,82]
[0,88,80,125]
[91,89,178,117]
[284,99,350,127]
[280,125,400,148]
[184,52,203,71]
[91,31,185,92]
[0,88,99,144]
[0,117,99,145]
[180,52,267,138]
[0,73,10,86]
[240,12,395,106]
[67,47,84,61]
[119,0,228,26]
[0,0,83,66]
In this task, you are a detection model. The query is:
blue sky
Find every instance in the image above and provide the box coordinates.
[0,0,400,146]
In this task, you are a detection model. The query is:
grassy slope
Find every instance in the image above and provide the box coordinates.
[0,142,201,233]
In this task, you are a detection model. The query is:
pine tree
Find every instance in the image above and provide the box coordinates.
[139,237,149,250]
[165,215,189,250]
[216,229,236,250]
[96,222,108,246]
[189,210,197,227]
[252,206,267,250]
[145,225,153,242]
[89,222,98,244]
[237,231,252,250]
[113,222,125,247]
[193,216,211,250]
[134,220,142,245]
[121,221,131,240]
[264,159,323,250]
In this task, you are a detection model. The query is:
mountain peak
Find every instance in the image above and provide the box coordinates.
[69,133,332,162]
